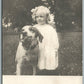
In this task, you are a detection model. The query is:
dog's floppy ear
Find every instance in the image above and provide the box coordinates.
[37,32,43,43]
[29,27,43,42]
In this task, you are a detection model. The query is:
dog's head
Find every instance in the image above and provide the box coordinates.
[20,26,35,40]
[20,26,40,50]
[22,36,38,50]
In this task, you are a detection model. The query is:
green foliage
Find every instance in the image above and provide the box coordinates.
[3,0,82,31]
[53,0,82,31]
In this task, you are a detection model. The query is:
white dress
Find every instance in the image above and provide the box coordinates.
[34,24,59,70]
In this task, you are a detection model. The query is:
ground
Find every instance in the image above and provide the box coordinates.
[2,32,82,75]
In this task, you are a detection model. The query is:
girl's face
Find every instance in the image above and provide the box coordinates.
[36,13,47,25]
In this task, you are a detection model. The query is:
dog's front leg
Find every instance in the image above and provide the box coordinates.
[33,66,36,75]
[16,58,23,75]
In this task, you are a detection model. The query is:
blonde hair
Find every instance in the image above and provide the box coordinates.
[31,6,55,25]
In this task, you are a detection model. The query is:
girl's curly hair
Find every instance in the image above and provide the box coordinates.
[31,6,55,26]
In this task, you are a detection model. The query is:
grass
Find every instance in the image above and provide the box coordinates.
[2,32,82,75]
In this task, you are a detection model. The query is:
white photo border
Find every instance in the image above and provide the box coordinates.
[1,0,83,84]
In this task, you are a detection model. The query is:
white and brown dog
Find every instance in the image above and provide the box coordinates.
[15,25,43,75]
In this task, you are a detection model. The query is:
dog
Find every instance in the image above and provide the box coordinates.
[15,25,43,75]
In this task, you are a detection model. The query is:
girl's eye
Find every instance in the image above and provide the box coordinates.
[36,16,43,18]
[40,16,43,17]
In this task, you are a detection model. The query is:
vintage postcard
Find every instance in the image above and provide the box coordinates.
[2,0,83,84]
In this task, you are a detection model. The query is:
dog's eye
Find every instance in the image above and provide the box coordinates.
[22,29,24,31]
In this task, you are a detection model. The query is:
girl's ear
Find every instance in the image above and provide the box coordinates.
[47,14,50,23]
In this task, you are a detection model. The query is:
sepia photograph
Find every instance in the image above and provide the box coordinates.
[2,0,82,76]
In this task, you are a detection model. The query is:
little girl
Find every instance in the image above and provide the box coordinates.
[31,6,59,70]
